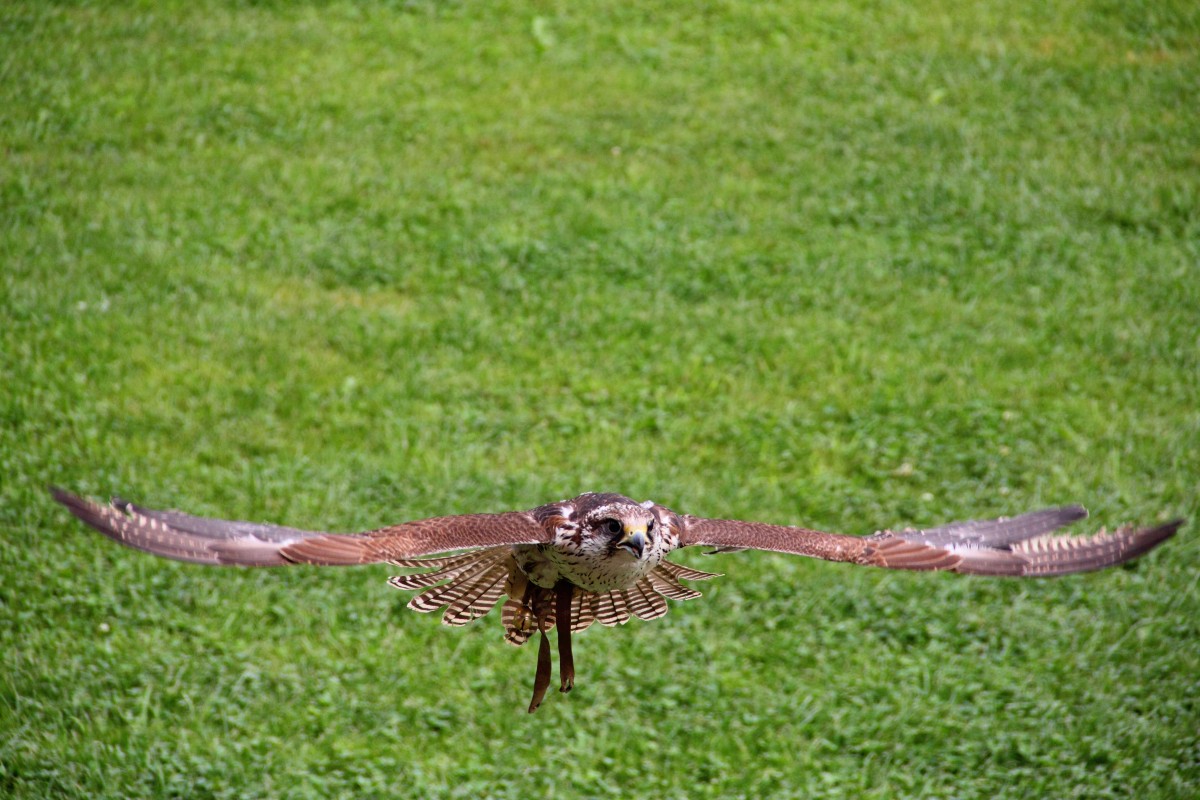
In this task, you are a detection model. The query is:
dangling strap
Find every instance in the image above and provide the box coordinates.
[555,579,574,693]
[528,629,552,713]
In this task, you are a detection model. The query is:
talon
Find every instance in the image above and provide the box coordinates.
[512,606,535,634]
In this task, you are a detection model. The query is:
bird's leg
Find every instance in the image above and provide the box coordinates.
[527,630,551,713]
[555,579,574,693]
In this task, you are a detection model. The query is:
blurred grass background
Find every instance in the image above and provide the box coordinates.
[2,1,1198,797]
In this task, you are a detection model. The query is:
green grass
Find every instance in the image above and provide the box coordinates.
[2,0,1198,797]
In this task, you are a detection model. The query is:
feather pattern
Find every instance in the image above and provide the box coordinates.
[51,488,551,566]
[406,549,508,613]
[656,560,722,582]
[1008,522,1179,576]
[388,550,503,590]
[681,508,1181,577]
[570,586,599,633]
[442,563,509,625]
[910,506,1088,547]
[648,566,703,600]
[594,588,631,626]
[390,551,482,570]
[628,579,669,620]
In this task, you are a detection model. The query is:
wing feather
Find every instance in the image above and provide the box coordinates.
[442,563,510,625]
[648,566,704,601]
[656,560,722,582]
[389,552,484,570]
[406,550,508,613]
[1007,522,1180,576]
[51,488,549,566]
[905,506,1088,548]
[679,508,1181,577]
[388,551,501,590]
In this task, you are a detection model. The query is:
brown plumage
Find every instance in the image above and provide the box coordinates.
[50,487,1182,712]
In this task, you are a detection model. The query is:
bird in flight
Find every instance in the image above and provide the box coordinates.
[51,487,1181,712]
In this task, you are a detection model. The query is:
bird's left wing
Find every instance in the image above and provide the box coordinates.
[51,487,550,567]
[676,506,1181,576]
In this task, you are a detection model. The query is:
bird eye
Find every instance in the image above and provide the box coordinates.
[647,519,655,535]
[605,518,623,535]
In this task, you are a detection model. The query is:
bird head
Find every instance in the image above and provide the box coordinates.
[572,493,657,561]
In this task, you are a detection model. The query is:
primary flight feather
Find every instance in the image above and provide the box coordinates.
[51,488,1181,712]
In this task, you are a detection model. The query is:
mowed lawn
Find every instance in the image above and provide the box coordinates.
[2,1,1197,797]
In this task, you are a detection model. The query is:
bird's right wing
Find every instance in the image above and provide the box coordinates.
[51,487,551,567]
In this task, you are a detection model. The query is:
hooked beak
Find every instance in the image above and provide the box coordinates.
[618,528,646,560]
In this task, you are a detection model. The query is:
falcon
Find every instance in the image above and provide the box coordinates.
[50,488,1181,712]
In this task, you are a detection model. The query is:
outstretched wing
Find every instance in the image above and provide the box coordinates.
[50,487,550,566]
[677,506,1181,576]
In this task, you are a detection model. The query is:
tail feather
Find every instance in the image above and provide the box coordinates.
[570,585,599,633]
[594,590,631,626]
[567,564,710,629]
